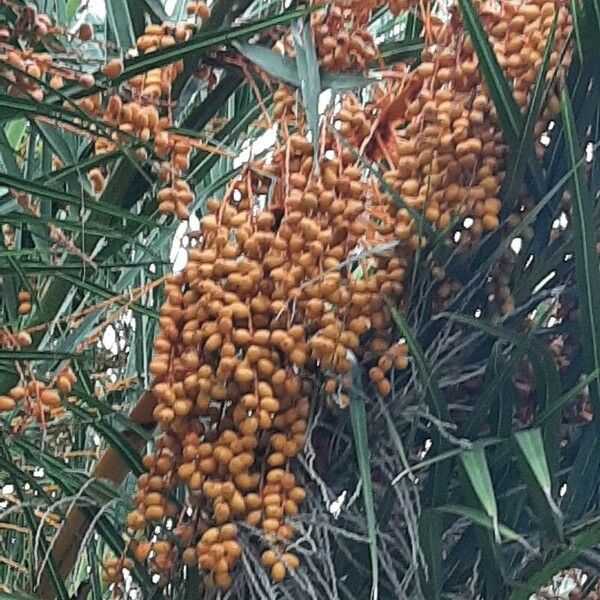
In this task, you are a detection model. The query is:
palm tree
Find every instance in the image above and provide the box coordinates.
[0,0,599,598]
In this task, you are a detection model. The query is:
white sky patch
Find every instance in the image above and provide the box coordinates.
[329,490,347,519]
[419,438,432,459]
[319,90,332,114]
[188,213,200,231]
[91,0,106,19]
[559,212,569,228]
[102,325,116,353]
[171,221,190,272]
[234,126,278,168]
[122,309,134,326]
[172,246,188,272]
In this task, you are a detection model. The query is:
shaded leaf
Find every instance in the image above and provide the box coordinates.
[0,172,156,228]
[563,424,600,519]
[561,88,600,427]
[419,509,443,597]
[510,522,600,600]
[234,41,299,86]
[106,0,136,50]
[434,505,530,547]
[349,366,379,600]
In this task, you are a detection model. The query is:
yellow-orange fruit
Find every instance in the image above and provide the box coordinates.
[145,504,165,521]
[182,547,197,566]
[271,561,286,582]
[282,552,300,570]
[16,331,32,346]
[103,58,124,79]
[288,486,306,503]
[79,74,95,88]
[261,550,277,567]
[220,523,238,540]
[56,375,72,394]
[40,389,60,406]
[9,386,26,400]
[0,396,16,412]
[214,572,232,589]
[134,541,151,561]
[154,540,171,555]
[18,302,32,315]
[125,510,145,530]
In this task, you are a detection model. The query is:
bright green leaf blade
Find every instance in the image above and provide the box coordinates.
[514,428,563,541]
[106,0,136,50]
[392,438,503,485]
[292,17,321,162]
[0,123,24,175]
[112,7,312,84]
[460,448,500,542]
[65,0,81,21]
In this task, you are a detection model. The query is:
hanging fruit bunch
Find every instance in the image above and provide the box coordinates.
[312,4,380,71]
[0,322,76,424]
[369,0,571,248]
[121,1,411,589]
[0,278,75,425]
